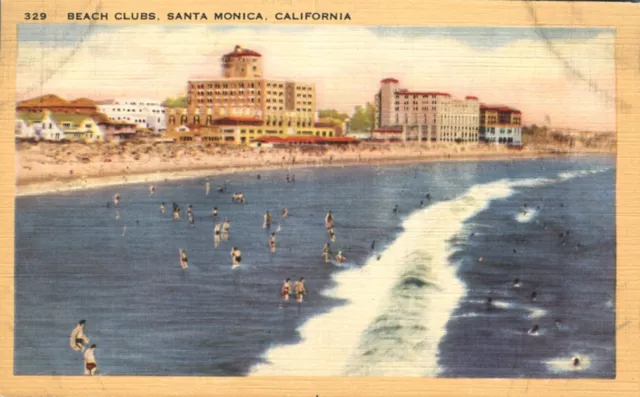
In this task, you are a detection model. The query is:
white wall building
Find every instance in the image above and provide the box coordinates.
[97,99,166,132]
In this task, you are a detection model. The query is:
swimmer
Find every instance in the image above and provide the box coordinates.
[113,193,120,206]
[294,277,306,303]
[222,219,230,240]
[264,211,272,229]
[420,200,424,208]
[573,357,580,367]
[555,318,562,329]
[212,207,218,221]
[371,240,375,251]
[528,324,540,335]
[478,257,483,262]
[205,182,210,196]
[214,223,221,237]
[280,278,291,304]
[322,243,330,263]
[115,210,120,220]
[179,249,188,269]
[513,278,521,288]
[189,213,195,226]
[282,208,288,218]
[393,204,398,213]
[335,251,345,263]
[531,291,537,301]
[325,211,334,229]
[257,174,261,180]
[69,320,89,352]
[328,227,336,242]
[160,202,166,214]
[486,297,493,309]
[149,184,155,195]
[269,233,277,253]
[83,344,98,375]
[426,193,431,201]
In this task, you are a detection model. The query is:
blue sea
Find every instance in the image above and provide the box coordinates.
[14,156,616,377]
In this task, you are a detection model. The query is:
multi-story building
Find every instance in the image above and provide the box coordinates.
[479,104,522,145]
[97,99,166,132]
[373,78,479,142]
[166,45,337,144]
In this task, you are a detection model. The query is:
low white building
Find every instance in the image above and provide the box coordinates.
[97,99,166,132]
[15,112,65,141]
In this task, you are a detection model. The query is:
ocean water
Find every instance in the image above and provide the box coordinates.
[14,156,615,377]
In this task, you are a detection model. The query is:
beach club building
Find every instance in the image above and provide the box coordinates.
[479,104,523,145]
[373,78,480,143]
[165,45,339,145]
[96,99,166,133]
[16,94,99,115]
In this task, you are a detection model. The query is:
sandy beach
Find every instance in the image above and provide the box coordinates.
[15,141,615,197]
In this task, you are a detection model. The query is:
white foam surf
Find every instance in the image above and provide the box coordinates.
[248,168,609,377]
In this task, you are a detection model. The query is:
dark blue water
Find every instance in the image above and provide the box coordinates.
[14,156,615,377]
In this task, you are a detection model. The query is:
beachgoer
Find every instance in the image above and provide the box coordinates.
[294,277,306,303]
[223,219,230,234]
[83,344,98,375]
[231,247,242,268]
[531,291,537,301]
[282,208,288,218]
[189,213,195,226]
[205,182,210,196]
[420,200,424,208]
[322,243,330,264]
[149,185,155,195]
[115,210,120,220]
[269,233,277,253]
[264,211,272,229]
[513,278,520,288]
[160,202,166,214]
[281,278,291,302]
[426,193,431,201]
[257,174,261,180]
[486,297,493,309]
[371,241,375,251]
[212,207,218,221]
[328,227,335,242]
[528,324,540,335]
[573,358,580,367]
[180,249,188,269]
[70,320,89,352]
[393,204,398,213]
[114,193,120,206]
[335,251,345,263]
[325,211,334,228]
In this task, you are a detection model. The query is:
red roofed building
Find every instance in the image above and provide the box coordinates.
[479,104,523,145]
[374,78,480,143]
[17,94,98,115]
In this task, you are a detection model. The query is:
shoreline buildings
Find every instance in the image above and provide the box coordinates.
[479,105,522,145]
[97,99,166,133]
[372,78,521,145]
[166,45,339,144]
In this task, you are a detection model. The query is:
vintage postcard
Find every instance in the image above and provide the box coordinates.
[1,1,639,397]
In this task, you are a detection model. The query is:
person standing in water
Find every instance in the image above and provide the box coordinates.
[322,243,330,264]
[179,249,188,269]
[213,223,221,248]
[188,213,195,227]
[269,233,277,253]
[160,202,166,214]
[335,251,346,263]
[222,219,231,239]
[280,278,291,305]
[282,208,288,218]
[231,247,242,268]
[115,210,120,220]
[212,207,218,221]
[264,211,272,229]
[70,320,90,352]
[113,193,120,206]
[205,182,211,196]
[149,184,155,196]
[83,344,98,375]
[325,211,334,228]
[294,277,306,303]
[328,227,336,242]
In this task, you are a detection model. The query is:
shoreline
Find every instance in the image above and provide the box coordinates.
[16,147,615,197]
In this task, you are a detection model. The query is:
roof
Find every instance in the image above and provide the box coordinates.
[380,78,399,84]
[94,99,116,105]
[395,91,451,97]
[480,104,522,113]
[372,129,403,134]
[69,98,97,107]
[49,113,93,126]
[314,122,337,129]
[223,45,262,59]
[254,136,358,144]
[465,96,479,100]
[17,94,69,108]
[212,117,263,126]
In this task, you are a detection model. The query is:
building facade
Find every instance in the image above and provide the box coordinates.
[97,99,166,132]
[373,78,479,142]
[166,45,337,144]
[479,105,522,145]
